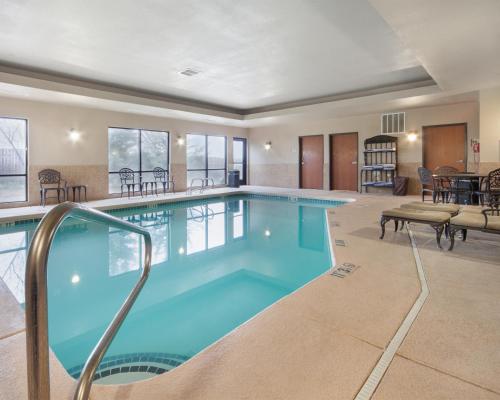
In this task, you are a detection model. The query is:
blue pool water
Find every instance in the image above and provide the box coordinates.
[0,195,341,383]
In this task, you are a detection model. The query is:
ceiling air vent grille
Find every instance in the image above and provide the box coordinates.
[381,112,405,134]
[180,68,199,77]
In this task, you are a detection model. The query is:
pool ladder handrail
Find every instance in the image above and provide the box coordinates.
[187,177,215,194]
[25,202,152,400]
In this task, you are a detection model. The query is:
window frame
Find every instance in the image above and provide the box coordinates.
[186,134,227,186]
[108,127,170,194]
[0,116,28,204]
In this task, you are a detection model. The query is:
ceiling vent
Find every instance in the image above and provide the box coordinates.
[381,112,405,134]
[180,68,200,77]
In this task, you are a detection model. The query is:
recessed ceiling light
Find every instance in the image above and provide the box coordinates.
[180,68,200,77]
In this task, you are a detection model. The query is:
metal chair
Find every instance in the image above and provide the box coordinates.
[417,167,436,202]
[153,167,175,194]
[38,169,67,206]
[433,166,460,203]
[118,168,142,198]
[485,167,500,207]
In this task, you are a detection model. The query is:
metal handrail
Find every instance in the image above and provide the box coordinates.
[187,177,215,194]
[25,202,152,400]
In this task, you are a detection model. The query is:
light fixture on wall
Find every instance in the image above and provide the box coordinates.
[264,229,271,237]
[68,129,81,143]
[406,131,418,142]
[176,135,185,146]
[264,141,272,151]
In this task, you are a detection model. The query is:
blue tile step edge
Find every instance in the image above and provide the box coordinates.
[67,352,191,381]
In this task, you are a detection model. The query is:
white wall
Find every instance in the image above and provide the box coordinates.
[479,87,500,163]
[248,102,479,193]
[0,96,247,206]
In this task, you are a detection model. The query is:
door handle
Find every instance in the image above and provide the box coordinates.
[352,161,358,165]
[457,160,464,163]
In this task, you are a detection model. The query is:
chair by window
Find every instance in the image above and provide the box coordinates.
[417,167,436,202]
[153,167,175,194]
[38,169,67,206]
[119,168,142,198]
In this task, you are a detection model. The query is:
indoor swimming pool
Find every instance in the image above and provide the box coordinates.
[0,194,343,384]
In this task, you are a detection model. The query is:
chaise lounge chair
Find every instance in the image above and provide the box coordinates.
[400,201,460,215]
[448,205,500,250]
[380,208,450,249]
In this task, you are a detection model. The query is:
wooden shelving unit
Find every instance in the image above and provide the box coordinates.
[360,135,398,193]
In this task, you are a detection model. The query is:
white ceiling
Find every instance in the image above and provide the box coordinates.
[369,0,500,92]
[0,0,498,126]
[0,0,431,110]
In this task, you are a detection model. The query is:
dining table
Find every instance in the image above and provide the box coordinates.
[432,172,487,205]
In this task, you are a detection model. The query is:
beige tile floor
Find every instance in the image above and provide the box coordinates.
[0,186,499,400]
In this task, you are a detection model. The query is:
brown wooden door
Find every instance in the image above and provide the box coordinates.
[330,132,358,191]
[423,124,467,172]
[299,135,324,189]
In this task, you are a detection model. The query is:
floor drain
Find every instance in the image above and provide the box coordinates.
[330,262,359,278]
[335,239,346,246]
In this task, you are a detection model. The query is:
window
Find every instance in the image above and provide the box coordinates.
[0,117,28,203]
[186,134,227,186]
[232,137,247,185]
[108,127,169,193]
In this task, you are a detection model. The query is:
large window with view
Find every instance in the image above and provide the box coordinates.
[186,134,227,186]
[0,117,27,203]
[108,127,169,193]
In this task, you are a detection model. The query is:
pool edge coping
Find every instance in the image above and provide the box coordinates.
[0,188,356,226]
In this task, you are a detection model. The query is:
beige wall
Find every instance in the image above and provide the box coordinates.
[0,96,247,207]
[479,87,500,173]
[248,102,479,194]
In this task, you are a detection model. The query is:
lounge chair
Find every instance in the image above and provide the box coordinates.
[400,201,460,215]
[448,206,500,250]
[380,208,450,249]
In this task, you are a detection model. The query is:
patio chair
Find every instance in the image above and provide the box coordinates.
[433,165,459,203]
[417,167,436,202]
[119,168,142,198]
[38,169,67,206]
[485,167,500,207]
[153,167,175,194]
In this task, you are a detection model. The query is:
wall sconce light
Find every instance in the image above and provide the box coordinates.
[178,246,185,255]
[176,135,185,146]
[68,129,81,143]
[264,229,271,237]
[264,141,272,151]
[406,131,418,142]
